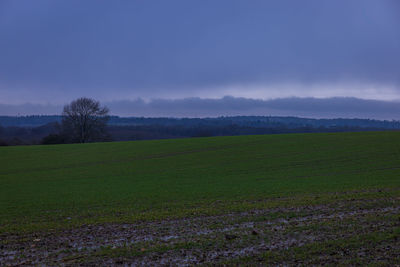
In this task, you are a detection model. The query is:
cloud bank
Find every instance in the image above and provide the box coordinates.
[0,1,399,103]
[1,97,399,120]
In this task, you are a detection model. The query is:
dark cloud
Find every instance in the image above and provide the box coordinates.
[1,97,400,120]
[0,0,400,103]
[106,97,400,119]
[0,103,60,116]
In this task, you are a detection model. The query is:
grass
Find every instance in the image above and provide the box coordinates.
[1,131,400,233]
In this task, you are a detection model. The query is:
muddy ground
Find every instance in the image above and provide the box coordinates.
[1,194,399,266]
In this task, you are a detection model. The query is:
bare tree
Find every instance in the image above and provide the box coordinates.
[62,98,110,143]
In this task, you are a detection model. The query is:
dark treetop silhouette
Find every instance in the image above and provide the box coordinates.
[62,98,110,143]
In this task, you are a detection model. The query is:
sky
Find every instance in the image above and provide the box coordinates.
[0,0,400,117]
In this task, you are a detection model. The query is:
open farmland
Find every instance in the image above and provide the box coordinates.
[1,131,399,265]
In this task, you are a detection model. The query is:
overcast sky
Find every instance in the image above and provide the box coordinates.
[0,0,400,117]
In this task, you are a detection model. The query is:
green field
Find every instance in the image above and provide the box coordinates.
[1,131,399,265]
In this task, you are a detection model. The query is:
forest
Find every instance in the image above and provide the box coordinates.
[1,115,399,145]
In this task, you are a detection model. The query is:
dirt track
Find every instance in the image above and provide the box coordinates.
[1,195,399,266]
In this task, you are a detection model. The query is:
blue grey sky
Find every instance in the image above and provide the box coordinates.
[0,0,400,117]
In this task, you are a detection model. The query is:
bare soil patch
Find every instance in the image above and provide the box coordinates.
[1,196,399,266]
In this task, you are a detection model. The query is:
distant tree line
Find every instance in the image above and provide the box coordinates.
[0,121,394,146]
[1,98,400,146]
[0,122,60,146]
[2,115,400,129]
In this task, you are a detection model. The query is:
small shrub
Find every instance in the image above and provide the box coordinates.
[41,134,66,145]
